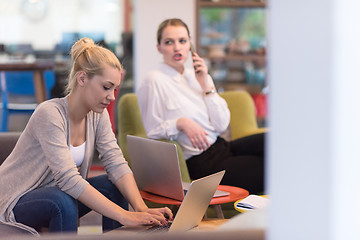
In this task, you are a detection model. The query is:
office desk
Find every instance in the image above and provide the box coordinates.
[0,60,55,104]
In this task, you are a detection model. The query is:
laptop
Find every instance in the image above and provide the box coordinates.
[126,135,229,200]
[148,170,225,232]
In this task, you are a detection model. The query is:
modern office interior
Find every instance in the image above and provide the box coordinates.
[1,0,360,239]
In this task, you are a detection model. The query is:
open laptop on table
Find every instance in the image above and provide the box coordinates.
[146,170,225,232]
[147,170,225,232]
[107,171,225,234]
[126,135,229,201]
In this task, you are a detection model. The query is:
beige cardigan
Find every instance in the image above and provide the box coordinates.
[0,96,132,235]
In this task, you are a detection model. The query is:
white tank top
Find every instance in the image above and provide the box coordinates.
[70,141,86,167]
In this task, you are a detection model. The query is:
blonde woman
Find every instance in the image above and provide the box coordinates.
[0,38,172,235]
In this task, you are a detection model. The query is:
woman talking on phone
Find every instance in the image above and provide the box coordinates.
[138,18,265,194]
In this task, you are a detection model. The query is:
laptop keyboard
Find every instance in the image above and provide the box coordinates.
[145,222,172,232]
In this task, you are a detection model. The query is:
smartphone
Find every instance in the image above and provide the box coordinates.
[190,42,196,57]
[190,43,198,72]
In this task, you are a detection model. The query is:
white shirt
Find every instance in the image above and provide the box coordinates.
[137,62,230,159]
[70,141,86,167]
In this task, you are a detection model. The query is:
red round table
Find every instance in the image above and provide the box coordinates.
[140,185,249,218]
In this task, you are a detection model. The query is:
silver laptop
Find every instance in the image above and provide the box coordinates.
[126,135,229,200]
[151,170,225,232]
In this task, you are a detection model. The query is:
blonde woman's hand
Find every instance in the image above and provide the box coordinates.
[146,207,173,222]
[118,210,168,227]
[177,118,210,151]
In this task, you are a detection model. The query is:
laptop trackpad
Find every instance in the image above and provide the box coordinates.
[182,181,229,197]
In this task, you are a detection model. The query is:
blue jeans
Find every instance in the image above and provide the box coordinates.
[13,175,128,233]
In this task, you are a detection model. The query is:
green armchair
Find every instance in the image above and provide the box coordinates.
[219,90,267,140]
[117,93,191,182]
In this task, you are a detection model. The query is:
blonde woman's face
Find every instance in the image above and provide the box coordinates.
[157,25,190,73]
[83,65,122,113]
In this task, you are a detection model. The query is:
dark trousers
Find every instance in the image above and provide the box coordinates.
[186,133,265,194]
[13,174,128,233]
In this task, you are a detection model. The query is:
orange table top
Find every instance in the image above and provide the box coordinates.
[140,185,249,206]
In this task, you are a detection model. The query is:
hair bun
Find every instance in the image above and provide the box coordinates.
[71,38,96,61]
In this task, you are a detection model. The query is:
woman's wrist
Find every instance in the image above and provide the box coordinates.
[133,201,149,212]
[176,118,185,131]
[114,206,128,224]
[137,206,149,212]
[203,87,216,96]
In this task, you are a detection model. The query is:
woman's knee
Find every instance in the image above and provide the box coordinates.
[14,187,78,232]
[52,190,77,214]
[47,189,78,231]
[17,187,77,213]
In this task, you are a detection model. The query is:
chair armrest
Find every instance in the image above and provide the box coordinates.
[238,127,267,139]
[0,132,21,165]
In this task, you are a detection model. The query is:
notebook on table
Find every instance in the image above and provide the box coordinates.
[126,135,229,201]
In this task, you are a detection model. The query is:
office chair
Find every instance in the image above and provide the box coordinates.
[0,70,55,132]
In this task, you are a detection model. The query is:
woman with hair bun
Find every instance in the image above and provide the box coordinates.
[0,38,172,235]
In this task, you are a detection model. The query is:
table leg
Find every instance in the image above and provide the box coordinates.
[214,204,224,219]
[33,70,46,104]
[0,71,5,90]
